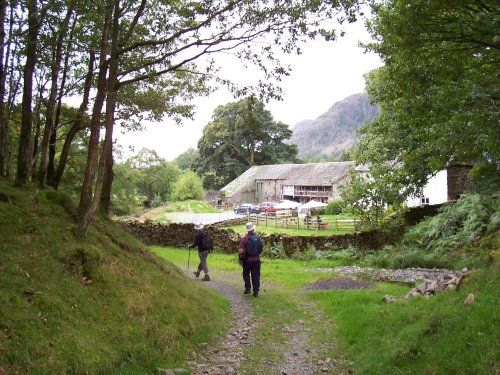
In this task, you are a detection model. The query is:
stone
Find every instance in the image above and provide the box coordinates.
[382,294,400,302]
[464,293,476,304]
[172,369,190,374]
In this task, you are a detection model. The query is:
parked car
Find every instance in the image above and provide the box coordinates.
[259,201,277,213]
[234,203,261,215]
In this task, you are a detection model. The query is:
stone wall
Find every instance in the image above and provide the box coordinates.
[117,220,398,255]
[403,203,444,226]
[447,164,475,200]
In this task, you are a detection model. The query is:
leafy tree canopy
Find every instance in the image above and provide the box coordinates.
[194,96,298,189]
[174,148,199,170]
[354,0,500,202]
[172,170,204,201]
[112,148,181,213]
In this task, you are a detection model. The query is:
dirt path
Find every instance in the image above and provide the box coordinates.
[186,270,342,375]
[188,276,256,375]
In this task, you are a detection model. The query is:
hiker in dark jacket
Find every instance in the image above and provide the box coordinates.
[188,223,212,281]
[238,222,263,297]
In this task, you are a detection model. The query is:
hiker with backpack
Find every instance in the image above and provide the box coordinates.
[238,222,264,297]
[188,223,213,281]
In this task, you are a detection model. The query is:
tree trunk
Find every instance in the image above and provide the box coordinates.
[38,6,73,187]
[77,0,119,232]
[48,16,77,186]
[3,3,17,178]
[75,0,113,235]
[15,0,40,187]
[49,50,95,189]
[0,0,7,176]
[99,152,114,216]
[31,81,46,172]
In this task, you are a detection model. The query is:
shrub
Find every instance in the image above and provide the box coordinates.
[325,199,346,215]
[151,193,162,208]
[293,243,316,261]
[265,241,287,259]
[364,249,392,269]
[172,171,204,201]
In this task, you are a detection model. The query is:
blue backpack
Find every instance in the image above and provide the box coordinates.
[245,234,262,256]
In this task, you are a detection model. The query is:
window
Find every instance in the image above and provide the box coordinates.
[420,197,430,206]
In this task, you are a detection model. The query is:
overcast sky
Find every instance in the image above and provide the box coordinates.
[116,17,382,161]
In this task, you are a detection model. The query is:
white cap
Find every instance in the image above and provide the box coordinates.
[245,222,255,232]
[194,223,204,230]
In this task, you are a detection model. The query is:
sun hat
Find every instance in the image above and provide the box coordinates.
[245,222,255,232]
[194,223,204,230]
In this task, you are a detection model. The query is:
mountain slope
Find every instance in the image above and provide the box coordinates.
[291,92,378,159]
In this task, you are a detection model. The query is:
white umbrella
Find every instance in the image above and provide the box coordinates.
[275,200,302,209]
[298,200,327,213]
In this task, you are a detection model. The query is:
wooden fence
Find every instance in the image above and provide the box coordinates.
[247,212,360,232]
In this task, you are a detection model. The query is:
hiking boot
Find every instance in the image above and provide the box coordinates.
[244,289,251,295]
[253,292,258,297]
[202,275,210,281]
[193,271,200,278]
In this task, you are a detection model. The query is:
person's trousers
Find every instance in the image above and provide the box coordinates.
[242,260,260,293]
[197,250,209,274]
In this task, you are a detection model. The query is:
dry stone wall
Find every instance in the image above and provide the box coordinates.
[117,220,397,255]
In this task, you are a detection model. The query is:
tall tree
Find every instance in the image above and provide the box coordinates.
[14,0,43,186]
[354,0,500,203]
[74,0,359,233]
[0,0,8,176]
[37,4,74,187]
[175,147,199,170]
[195,96,298,188]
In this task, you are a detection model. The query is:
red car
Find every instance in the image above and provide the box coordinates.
[259,202,277,213]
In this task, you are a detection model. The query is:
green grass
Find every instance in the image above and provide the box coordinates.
[0,182,230,374]
[226,217,354,237]
[151,246,358,289]
[153,245,499,375]
[164,200,220,214]
[152,246,347,373]
[312,268,499,374]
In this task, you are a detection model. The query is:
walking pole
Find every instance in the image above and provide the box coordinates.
[187,246,191,273]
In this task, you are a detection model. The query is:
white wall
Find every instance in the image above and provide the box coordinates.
[406,170,448,207]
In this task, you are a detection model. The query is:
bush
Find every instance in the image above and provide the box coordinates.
[264,241,287,259]
[292,243,316,261]
[365,193,499,270]
[172,171,204,201]
[151,193,162,208]
[364,249,392,269]
[316,246,358,265]
[325,199,346,215]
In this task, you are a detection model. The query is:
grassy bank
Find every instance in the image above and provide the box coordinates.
[0,182,229,374]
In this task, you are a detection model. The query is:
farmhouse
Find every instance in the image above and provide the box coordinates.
[221,162,354,204]
[405,163,475,207]
[355,162,475,207]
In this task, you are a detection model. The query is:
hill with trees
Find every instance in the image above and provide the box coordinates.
[290,93,379,160]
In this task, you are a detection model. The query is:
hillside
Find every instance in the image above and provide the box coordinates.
[290,92,379,159]
[0,181,229,374]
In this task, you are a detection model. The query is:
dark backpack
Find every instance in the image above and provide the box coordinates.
[201,231,212,252]
[245,234,262,256]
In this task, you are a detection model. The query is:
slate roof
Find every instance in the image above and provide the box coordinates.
[222,162,354,199]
